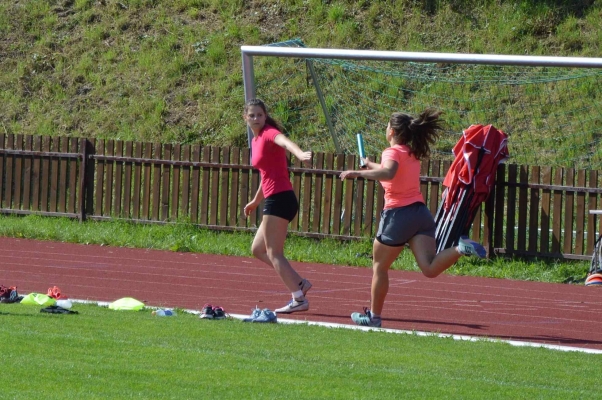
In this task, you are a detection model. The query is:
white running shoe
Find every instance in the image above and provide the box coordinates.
[458,236,486,258]
[275,298,309,314]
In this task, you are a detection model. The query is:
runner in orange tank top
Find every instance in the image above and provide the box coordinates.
[340,109,486,327]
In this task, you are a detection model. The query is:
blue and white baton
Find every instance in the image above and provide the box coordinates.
[356,133,367,168]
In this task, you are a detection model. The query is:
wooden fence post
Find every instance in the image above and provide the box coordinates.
[83,138,95,219]
[79,138,88,222]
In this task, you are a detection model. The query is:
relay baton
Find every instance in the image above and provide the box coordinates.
[356,133,367,168]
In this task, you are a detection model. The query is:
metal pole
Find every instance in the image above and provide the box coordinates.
[306,60,341,153]
[241,46,602,68]
[241,51,256,150]
[79,138,88,222]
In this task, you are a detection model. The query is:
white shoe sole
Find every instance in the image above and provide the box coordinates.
[275,302,309,314]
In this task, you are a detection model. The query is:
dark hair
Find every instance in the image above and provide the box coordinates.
[243,98,284,132]
[389,108,443,160]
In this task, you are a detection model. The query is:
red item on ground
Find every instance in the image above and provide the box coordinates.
[47,286,67,299]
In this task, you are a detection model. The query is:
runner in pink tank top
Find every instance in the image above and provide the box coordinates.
[339,109,486,328]
[242,98,314,316]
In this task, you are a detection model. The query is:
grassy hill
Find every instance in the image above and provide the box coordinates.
[1,0,601,150]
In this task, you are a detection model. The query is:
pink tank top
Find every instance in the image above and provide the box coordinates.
[251,125,293,198]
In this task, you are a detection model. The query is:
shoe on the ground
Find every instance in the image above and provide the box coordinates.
[458,236,486,258]
[243,306,263,322]
[213,306,227,320]
[253,308,277,323]
[275,298,309,314]
[0,287,21,303]
[351,308,382,327]
[300,278,313,296]
[199,303,215,319]
[585,273,602,286]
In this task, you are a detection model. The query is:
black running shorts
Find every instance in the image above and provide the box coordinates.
[263,190,298,222]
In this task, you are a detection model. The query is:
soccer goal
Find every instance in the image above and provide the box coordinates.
[241,39,602,169]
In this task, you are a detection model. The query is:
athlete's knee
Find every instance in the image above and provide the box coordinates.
[266,247,284,262]
[251,244,266,259]
[421,267,441,279]
[372,263,389,278]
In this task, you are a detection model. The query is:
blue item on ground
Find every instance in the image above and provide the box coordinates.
[243,307,277,323]
[153,309,176,316]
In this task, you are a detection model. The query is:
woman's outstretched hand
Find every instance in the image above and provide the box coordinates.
[299,151,312,167]
[339,170,359,179]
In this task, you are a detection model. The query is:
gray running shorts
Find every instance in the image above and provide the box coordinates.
[376,202,436,247]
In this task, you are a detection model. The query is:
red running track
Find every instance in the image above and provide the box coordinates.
[2,237,602,351]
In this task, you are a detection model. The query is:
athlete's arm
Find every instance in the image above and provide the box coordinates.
[244,183,264,216]
[274,134,312,166]
[339,159,398,181]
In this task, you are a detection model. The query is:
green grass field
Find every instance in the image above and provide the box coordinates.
[1,302,599,399]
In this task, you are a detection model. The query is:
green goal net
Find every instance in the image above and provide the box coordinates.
[251,39,602,169]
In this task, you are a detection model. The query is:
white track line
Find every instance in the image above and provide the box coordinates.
[68,298,602,355]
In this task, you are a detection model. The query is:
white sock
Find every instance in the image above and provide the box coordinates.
[292,290,304,301]
[370,311,381,320]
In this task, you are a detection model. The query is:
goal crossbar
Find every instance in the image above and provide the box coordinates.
[241,46,602,68]
[240,45,602,158]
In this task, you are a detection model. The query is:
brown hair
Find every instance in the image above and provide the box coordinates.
[243,98,284,132]
[389,108,443,160]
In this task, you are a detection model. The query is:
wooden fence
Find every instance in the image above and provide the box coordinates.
[1,133,601,261]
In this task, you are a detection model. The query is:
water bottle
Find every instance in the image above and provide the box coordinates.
[152,309,176,317]
[56,299,73,309]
